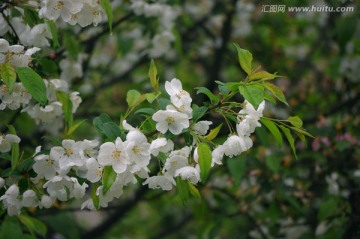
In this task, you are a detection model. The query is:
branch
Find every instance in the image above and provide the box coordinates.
[80,186,148,239]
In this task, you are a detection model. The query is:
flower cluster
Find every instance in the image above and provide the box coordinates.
[39,0,104,27]
[0,78,265,215]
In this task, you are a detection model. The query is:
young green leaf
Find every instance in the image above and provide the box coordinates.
[287,116,303,128]
[279,125,297,159]
[198,142,212,182]
[92,182,101,210]
[260,118,283,147]
[264,82,288,106]
[46,20,60,48]
[176,178,190,206]
[204,123,223,141]
[249,71,277,81]
[188,182,201,199]
[8,125,19,170]
[99,0,113,33]
[102,166,117,195]
[56,91,73,130]
[192,105,208,122]
[126,89,141,107]
[148,59,158,91]
[146,92,161,104]
[67,119,87,136]
[238,84,265,110]
[195,87,220,104]
[234,44,253,75]
[16,67,47,105]
[0,63,16,93]
[93,113,121,140]
[17,215,47,238]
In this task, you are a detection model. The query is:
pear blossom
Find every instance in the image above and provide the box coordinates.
[0,177,4,188]
[150,138,174,156]
[0,185,22,216]
[22,190,38,208]
[32,154,59,180]
[0,83,32,110]
[162,154,189,177]
[39,0,84,22]
[193,121,212,135]
[126,130,151,167]
[0,134,20,153]
[211,146,224,166]
[175,166,201,184]
[40,195,53,209]
[222,135,253,158]
[152,109,189,135]
[165,78,192,108]
[85,158,103,183]
[143,175,176,191]
[98,137,131,174]
[50,140,84,171]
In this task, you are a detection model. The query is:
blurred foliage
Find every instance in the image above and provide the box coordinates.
[1,0,360,238]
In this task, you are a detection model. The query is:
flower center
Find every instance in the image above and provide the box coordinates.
[166,117,175,125]
[65,148,73,156]
[96,168,103,177]
[132,146,141,154]
[112,150,121,159]
[45,159,53,166]
[54,1,64,10]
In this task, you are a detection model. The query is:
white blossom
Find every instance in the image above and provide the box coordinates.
[165,78,192,109]
[22,189,38,208]
[150,138,174,156]
[222,135,253,158]
[50,140,84,171]
[143,175,176,191]
[98,137,131,174]
[152,109,189,135]
[0,134,20,153]
[0,184,22,216]
[175,166,201,184]
[193,121,212,135]
[33,154,59,180]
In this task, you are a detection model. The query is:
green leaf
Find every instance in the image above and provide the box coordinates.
[198,142,212,182]
[318,198,339,221]
[23,8,40,27]
[146,92,161,103]
[204,123,222,141]
[192,105,208,122]
[260,118,283,147]
[8,125,19,170]
[290,127,314,138]
[46,20,60,48]
[56,91,73,130]
[195,87,219,104]
[16,67,47,105]
[0,63,16,93]
[279,125,297,159]
[263,92,276,105]
[234,43,253,75]
[249,71,277,81]
[227,155,247,185]
[148,59,158,91]
[265,155,281,172]
[93,113,121,140]
[287,116,303,128]
[264,82,288,106]
[238,84,265,110]
[17,215,47,238]
[176,177,189,206]
[188,182,201,199]
[42,136,62,146]
[92,183,100,210]
[67,119,87,136]
[102,166,117,195]
[0,217,24,239]
[64,35,80,60]
[126,89,141,107]
[99,0,113,33]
